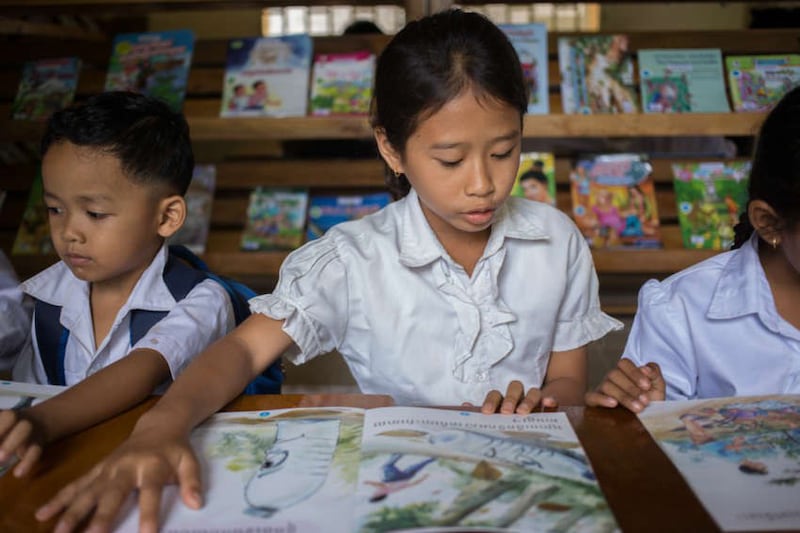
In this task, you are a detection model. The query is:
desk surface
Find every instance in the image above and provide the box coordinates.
[0,394,791,533]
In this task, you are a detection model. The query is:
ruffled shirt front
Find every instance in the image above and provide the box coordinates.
[252,191,621,406]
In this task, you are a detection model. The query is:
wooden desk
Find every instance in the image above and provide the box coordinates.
[0,395,766,533]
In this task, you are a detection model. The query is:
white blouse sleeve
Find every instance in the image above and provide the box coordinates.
[622,279,697,400]
[249,236,349,364]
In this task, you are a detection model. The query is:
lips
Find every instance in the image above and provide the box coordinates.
[463,207,495,226]
[64,253,91,267]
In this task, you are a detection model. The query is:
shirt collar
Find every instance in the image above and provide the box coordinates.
[398,191,549,268]
[708,233,768,321]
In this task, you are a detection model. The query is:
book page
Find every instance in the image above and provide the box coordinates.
[355,406,618,532]
[638,395,800,531]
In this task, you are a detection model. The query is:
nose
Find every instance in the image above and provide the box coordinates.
[59,213,84,244]
[465,157,495,197]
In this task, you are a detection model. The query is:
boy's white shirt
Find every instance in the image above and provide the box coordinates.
[0,250,31,369]
[13,244,235,387]
[251,190,622,406]
[623,233,800,399]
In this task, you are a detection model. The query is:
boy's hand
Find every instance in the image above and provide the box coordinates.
[585,358,665,413]
[0,408,45,477]
[479,380,557,415]
[35,429,202,533]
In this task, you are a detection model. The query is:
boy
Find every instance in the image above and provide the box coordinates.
[0,91,235,477]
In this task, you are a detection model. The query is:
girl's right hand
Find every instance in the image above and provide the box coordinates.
[35,428,202,533]
[585,358,665,413]
[0,408,45,477]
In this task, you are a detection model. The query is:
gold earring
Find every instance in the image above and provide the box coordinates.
[772,238,779,249]
[393,169,402,177]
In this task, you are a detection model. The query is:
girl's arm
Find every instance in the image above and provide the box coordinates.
[36,313,293,533]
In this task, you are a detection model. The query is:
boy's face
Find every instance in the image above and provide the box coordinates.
[41,141,168,290]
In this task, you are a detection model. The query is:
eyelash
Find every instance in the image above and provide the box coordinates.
[46,206,62,216]
[439,148,515,168]
[87,211,107,220]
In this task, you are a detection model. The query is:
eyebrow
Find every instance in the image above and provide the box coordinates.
[430,130,520,150]
[43,191,114,203]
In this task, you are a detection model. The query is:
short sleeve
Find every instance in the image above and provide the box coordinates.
[622,279,697,400]
[248,236,349,364]
[552,231,623,351]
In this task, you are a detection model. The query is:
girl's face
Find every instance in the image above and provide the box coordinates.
[378,88,521,244]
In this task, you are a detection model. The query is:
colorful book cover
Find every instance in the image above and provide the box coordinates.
[168,164,216,254]
[726,54,800,112]
[12,170,53,255]
[511,152,556,205]
[240,187,308,251]
[638,49,730,113]
[114,406,619,532]
[671,161,750,250]
[558,35,638,114]
[104,29,195,112]
[10,57,81,121]
[500,23,549,115]
[306,192,391,241]
[570,154,661,249]
[309,51,375,116]
[638,395,800,532]
[220,35,313,118]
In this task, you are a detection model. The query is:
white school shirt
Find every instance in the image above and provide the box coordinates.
[12,245,235,387]
[623,233,800,399]
[0,250,31,369]
[251,190,622,406]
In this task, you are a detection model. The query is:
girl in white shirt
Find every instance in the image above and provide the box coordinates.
[586,85,800,412]
[37,10,620,531]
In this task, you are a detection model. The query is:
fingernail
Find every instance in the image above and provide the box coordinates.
[631,401,643,412]
[639,394,649,405]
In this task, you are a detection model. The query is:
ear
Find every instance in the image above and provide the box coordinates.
[157,194,187,239]
[374,127,404,176]
[748,199,782,245]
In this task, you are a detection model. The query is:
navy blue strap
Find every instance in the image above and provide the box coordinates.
[34,300,69,386]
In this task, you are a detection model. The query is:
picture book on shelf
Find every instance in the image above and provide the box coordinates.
[309,51,374,116]
[168,164,216,254]
[511,152,556,206]
[241,187,308,251]
[113,406,619,533]
[726,54,800,112]
[104,29,195,112]
[306,191,392,241]
[12,169,53,255]
[638,394,800,532]
[570,154,661,249]
[10,57,81,121]
[220,35,313,118]
[638,49,730,113]
[671,161,750,250]
[500,23,549,115]
[558,35,638,114]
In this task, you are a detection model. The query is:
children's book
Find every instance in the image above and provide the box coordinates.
[12,169,53,255]
[671,161,750,250]
[638,49,730,113]
[306,191,391,241]
[104,29,195,112]
[241,187,309,251]
[10,57,81,121]
[638,394,800,532]
[500,23,549,115]
[570,154,661,249]
[309,51,375,116]
[114,406,619,532]
[220,35,313,118]
[726,54,800,112]
[168,164,216,254]
[511,152,556,206]
[558,35,638,114]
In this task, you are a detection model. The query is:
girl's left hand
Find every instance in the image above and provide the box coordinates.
[478,380,557,414]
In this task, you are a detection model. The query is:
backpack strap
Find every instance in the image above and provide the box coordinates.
[34,300,69,386]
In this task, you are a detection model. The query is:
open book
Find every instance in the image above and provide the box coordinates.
[115,406,619,532]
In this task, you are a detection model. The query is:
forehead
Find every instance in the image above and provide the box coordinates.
[41,142,144,197]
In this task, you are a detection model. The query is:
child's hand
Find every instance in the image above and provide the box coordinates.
[35,427,202,533]
[480,380,557,415]
[585,358,665,413]
[0,408,45,477]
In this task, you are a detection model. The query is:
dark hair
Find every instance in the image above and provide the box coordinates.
[732,85,800,249]
[41,91,194,195]
[519,169,547,185]
[371,9,528,198]
[343,20,383,35]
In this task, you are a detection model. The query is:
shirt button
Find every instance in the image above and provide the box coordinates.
[476,370,488,381]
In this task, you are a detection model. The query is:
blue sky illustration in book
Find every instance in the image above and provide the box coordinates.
[221,35,313,118]
[11,57,81,121]
[638,49,730,113]
[639,395,800,531]
[500,23,549,115]
[726,54,800,112]
[558,35,638,114]
[104,30,194,112]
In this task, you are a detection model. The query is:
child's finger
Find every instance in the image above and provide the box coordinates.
[13,443,42,477]
[480,390,503,414]
[0,418,33,462]
[177,453,204,510]
[515,388,542,414]
[500,381,525,414]
[617,358,653,390]
[584,390,618,408]
[595,379,646,413]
